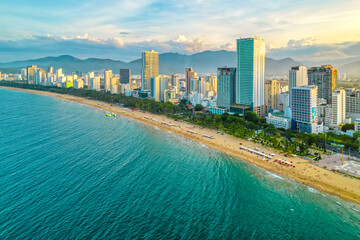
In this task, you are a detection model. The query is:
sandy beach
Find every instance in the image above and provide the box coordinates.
[2,86,360,205]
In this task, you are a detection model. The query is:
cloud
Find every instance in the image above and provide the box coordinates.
[0,34,208,62]
[267,39,360,65]
[287,37,316,48]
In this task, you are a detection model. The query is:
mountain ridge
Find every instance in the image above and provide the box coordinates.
[0,51,311,75]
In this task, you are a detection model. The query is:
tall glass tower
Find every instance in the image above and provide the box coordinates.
[236,36,265,116]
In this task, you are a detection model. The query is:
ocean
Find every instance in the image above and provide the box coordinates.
[0,88,359,239]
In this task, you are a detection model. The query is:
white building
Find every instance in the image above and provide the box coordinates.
[104,69,113,92]
[346,89,360,121]
[57,68,63,79]
[324,107,333,127]
[74,79,84,89]
[266,113,291,130]
[291,85,322,134]
[332,89,346,127]
[91,77,100,91]
[289,66,308,106]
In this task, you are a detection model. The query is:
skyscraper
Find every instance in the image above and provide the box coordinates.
[289,66,308,106]
[120,68,131,84]
[332,89,346,126]
[217,67,236,108]
[236,36,265,116]
[151,76,168,101]
[141,50,159,90]
[308,65,337,104]
[27,65,37,84]
[264,80,280,113]
[104,69,113,92]
[185,67,195,96]
[56,68,63,80]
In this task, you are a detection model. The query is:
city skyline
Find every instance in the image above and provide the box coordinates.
[0,0,360,62]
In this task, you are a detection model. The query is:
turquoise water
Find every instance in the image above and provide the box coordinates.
[0,89,359,239]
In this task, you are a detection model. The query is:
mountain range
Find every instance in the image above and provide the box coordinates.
[0,50,359,77]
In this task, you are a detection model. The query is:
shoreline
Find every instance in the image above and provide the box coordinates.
[2,86,360,205]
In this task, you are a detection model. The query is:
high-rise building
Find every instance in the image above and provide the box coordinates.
[91,77,100,91]
[289,66,307,106]
[198,77,207,96]
[171,74,179,88]
[346,90,360,121]
[33,68,46,85]
[264,80,280,113]
[308,65,337,104]
[332,89,346,126]
[74,79,84,89]
[104,69,113,92]
[291,85,321,133]
[120,68,131,84]
[21,68,27,80]
[151,76,168,101]
[159,76,169,101]
[217,67,236,109]
[236,36,265,116]
[48,66,54,74]
[185,67,195,96]
[56,68,63,80]
[141,50,159,90]
[189,76,199,93]
[27,65,37,84]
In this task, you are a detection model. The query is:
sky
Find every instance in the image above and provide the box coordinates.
[0,0,360,64]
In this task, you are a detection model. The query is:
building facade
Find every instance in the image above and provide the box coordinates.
[332,89,346,127]
[141,50,159,90]
[236,36,265,116]
[185,67,195,96]
[91,77,100,91]
[27,65,37,84]
[104,69,113,92]
[308,65,337,104]
[120,68,131,84]
[217,67,236,109]
[291,85,320,133]
[289,66,308,106]
[264,80,280,113]
[346,90,360,121]
[266,114,291,130]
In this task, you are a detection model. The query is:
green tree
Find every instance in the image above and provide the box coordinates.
[244,111,258,124]
[341,123,354,132]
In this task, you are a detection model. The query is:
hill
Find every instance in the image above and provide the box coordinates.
[0,51,302,75]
